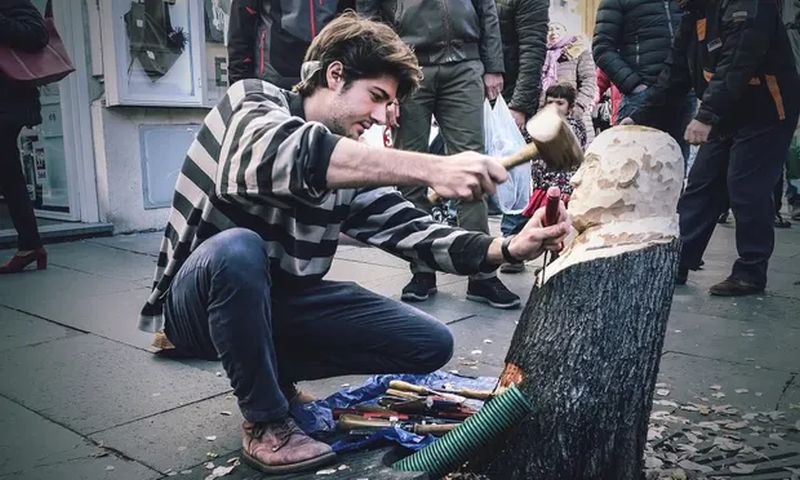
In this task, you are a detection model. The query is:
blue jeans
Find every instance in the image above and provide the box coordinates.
[163,228,454,423]
[500,213,527,237]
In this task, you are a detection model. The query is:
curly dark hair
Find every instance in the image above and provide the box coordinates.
[295,12,422,101]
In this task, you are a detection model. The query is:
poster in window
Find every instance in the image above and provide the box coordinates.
[102,0,204,106]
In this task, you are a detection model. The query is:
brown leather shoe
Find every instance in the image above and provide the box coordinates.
[241,418,335,474]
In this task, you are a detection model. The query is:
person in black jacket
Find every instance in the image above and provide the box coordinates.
[0,0,48,274]
[593,0,695,161]
[227,0,354,88]
[358,0,521,310]
[624,0,800,296]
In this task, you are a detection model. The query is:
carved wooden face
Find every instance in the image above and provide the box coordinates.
[568,126,684,232]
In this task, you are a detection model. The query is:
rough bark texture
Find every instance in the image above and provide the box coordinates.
[473,240,679,480]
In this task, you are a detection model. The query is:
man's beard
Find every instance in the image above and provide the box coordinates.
[328,116,353,138]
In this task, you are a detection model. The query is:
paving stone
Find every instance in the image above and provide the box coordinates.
[0,265,136,305]
[444,314,515,379]
[90,394,242,475]
[0,396,158,480]
[0,334,231,434]
[325,258,411,286]
[656,352,795,413]
[0,305,79,352]
[0,285,158,349]
[671,285,800,326]
[334,246,411,270]
[87,231,163,257]
[664,311,800,372]
[45,240,158,282]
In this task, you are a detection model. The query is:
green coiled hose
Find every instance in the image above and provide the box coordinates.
[392,386,532,478]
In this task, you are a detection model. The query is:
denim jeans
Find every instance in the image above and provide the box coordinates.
[500,213,527,237]
[163,228,454,423]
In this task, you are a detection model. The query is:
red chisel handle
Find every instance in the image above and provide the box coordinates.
[544,186,561,227]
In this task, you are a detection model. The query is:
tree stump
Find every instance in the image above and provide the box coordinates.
[473,239,678,479]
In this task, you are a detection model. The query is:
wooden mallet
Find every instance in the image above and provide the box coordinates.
[427,104,584,204]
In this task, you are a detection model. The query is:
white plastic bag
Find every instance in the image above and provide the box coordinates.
[485,96,529,214]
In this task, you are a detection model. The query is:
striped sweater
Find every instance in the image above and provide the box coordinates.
[140,79,496,333]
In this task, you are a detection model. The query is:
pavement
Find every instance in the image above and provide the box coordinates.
[0,216,798,480]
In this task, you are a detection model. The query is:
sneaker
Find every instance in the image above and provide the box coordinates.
[774,212,791,228]
[500,262,525,274]
[467,277,521,309]
[717,211,729,224]
[242,418,335,474]
[401,273,437,302]
[709,277,765,297]
[791,204,800,221]
[675,268,688,285]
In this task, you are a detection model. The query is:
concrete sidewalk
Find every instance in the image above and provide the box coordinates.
[0,218,798,479]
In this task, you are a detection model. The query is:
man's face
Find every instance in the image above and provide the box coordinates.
[326,75,399,139]
[545,97,570,118]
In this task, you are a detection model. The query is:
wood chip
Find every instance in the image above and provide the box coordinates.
[709,385,723,391]
[678,459,713,473]
[205,436,217,441]
[734,388,749,394]
[726,421,748,430]
[644,456,663,469]
[729,463,756,474]
[219,411,232,416]
[656,389,671,397]
[316,469,337,475]
[711,392,726,399]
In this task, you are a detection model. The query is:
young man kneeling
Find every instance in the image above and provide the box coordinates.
[139,13,570,474]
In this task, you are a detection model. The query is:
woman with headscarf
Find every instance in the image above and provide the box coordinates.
[540,21,597,145]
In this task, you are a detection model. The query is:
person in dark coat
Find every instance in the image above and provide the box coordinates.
[496,0,549,130]
[227,0,354,88]
[0,0,49,273]
[593,0,695,161]
[624,0,800,296]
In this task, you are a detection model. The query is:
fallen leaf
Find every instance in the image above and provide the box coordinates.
[734,388,749,394]
[729,463,756,474]
[726,421,748,430]
[204,464,237,480]
[678,459,713,473]
[645,456,663,469]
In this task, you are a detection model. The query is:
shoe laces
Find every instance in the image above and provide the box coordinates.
[253,419,301,452]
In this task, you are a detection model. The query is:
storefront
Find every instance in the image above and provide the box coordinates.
[1,0,231,245]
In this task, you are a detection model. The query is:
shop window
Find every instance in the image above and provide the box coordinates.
[100,0,230,107]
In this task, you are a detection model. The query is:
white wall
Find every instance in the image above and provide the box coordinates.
[91,101,208,233]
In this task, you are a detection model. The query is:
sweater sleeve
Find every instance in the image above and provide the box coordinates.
[342,187,497,275]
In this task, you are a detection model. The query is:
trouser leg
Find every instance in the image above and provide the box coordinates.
[728,114,798,286]
[163,228,287,423]
[0,124,42,250]
[678,137,732,270]
[435,61,493,280]
[271,281,454,382]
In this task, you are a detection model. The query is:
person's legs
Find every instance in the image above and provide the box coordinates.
[774,168,791,227]
[727,118,797,289]
[435,60,520,308]
[0,124,42,251]
[163,228,334,473]
[677,137,732,278]
[271,281,453,382]
[164,228,287,421]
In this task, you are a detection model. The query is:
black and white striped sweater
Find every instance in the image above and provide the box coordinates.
[139,79,496,333]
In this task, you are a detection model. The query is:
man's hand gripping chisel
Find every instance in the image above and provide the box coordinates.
[539,186,563,288]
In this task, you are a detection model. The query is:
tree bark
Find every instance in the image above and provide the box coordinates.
[472,240,679,480]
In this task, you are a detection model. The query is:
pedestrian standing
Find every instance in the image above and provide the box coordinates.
[358,0,522,309]
[593,0,695,162]
[0,0,49,274]
[227,0,354,88]
[541,22,597,145]
[624,0,800,296]
[495,0,549,273]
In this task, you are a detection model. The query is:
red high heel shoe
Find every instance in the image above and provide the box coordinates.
[0,247,48,274]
